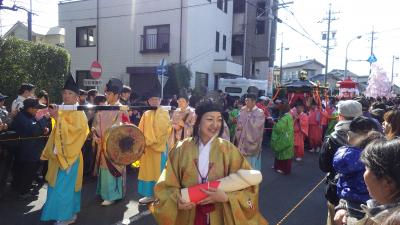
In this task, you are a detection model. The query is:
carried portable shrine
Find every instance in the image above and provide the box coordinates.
[278,71,327,107]
[337,77,359,99]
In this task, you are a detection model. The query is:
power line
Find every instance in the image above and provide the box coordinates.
[280,20,325,54]
[279,0,312,37]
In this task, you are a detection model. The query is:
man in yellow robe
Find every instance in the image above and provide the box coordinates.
[41,75,89,225]
[137,92,172,204]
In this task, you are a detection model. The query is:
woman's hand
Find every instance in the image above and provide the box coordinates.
[198,187,228,205]
[48,104,59,120]
[334,209,348,225]
[178,195,195,210]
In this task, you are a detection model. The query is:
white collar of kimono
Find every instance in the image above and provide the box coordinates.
[198,135,217,183]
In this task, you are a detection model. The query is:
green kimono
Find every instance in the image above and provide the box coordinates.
[228,108,240,140]
[271,113,294,160]
[325,112,339,137]
[153,137,268,225]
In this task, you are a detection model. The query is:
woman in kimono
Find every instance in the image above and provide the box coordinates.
[169,94,196,149]
[153,101,268,225]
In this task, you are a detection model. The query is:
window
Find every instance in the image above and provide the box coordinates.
[231,34,244,56]
[195,72,209,94]
[222,35,227,50]
[256,1,266,17]
[255,21,265,35]
[141,25,170,53]
[217,0,223,10]
[225,87,242,93]
[224,0,228,13]
[76,26,96,47]
[215,31,220,52]
[233,0,245,13]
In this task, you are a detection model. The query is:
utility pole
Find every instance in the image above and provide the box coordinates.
[322,3,338,86]
[28,0,32,41]
[391,55,399,90]
[278,33,289,85]
[1,1,36,41]
[368,27,376,75]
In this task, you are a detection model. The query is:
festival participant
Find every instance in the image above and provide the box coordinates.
[235,94,265,170]
[41,75,89,225]
[169,94,196,148]
[256,96,271,119]
[271,99,294,175]
[120,85,132,106]
[290,100,308,161]
[87,89,98,104]
[78,89,88,105]
[92,78,129,206]
[152,101,268,225]
[227,99,242,141]
[308,100,323,152]
[137,91,172,204]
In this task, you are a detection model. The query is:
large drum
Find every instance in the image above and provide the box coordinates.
[103,124,145,166]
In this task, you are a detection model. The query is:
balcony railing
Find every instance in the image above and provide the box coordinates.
[140,33,170,53]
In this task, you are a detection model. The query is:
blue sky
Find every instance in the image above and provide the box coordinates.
[1,0,400,85]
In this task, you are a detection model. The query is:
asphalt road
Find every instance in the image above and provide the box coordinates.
[0,145,327,225]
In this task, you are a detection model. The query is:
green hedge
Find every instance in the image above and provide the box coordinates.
[0,37,70,106]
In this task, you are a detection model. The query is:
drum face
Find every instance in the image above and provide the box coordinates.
[119,136,134,153]
[105,124,145,166]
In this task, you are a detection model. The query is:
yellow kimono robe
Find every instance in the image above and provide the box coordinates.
[138,107,172,197]
[153,137,268,225]
[41,110,89,191]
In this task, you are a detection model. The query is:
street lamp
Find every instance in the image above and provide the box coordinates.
[344,35,362,78]
[391,55,399,90]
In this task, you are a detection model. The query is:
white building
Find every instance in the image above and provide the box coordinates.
[59,0,242,95]
[280,59,325,83]
[4,21,65,46]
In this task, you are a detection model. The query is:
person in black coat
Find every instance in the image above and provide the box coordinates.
[11,98,49,198]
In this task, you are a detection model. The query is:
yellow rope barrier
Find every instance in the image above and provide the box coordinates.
[276,176,326,225]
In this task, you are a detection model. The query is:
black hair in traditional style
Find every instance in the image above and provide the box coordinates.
[193,100,224,142]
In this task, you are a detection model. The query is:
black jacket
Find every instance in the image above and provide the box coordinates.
[11,110,48,162]
[319,120,350,174]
